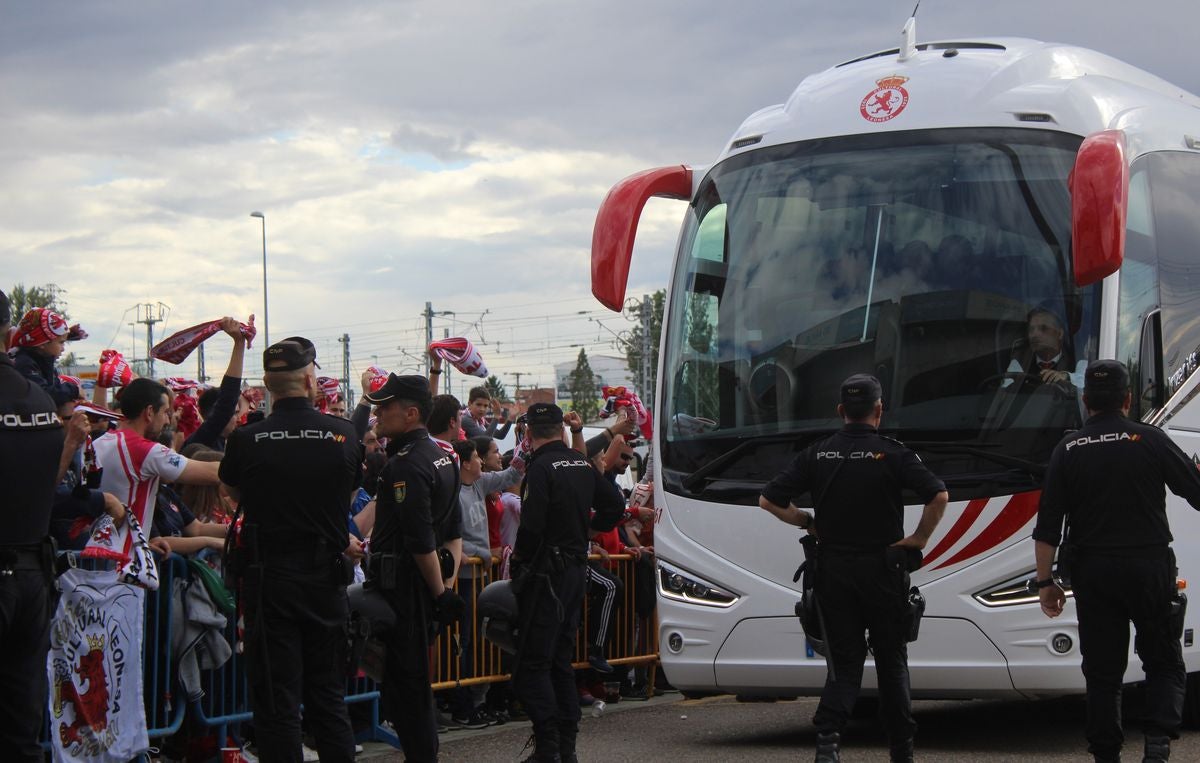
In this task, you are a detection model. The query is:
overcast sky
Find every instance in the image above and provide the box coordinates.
[2,0,1194,397]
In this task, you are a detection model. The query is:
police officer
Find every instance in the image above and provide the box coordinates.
[363,373,465,763]
[759,374,948,763]
[1033,359,1200,763]
[511,403,625,763]
[219,337,361,762]
[0,288,65,760]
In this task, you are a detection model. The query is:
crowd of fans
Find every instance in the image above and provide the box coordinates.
[14,306,662,758]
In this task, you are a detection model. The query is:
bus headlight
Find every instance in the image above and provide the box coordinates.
[658,561,738,608]
[972,571,1074,608]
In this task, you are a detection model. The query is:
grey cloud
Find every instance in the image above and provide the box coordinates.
[389,124,478,163]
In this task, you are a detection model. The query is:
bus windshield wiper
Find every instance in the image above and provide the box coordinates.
[905,440,1045,478]
[682,429,838,492]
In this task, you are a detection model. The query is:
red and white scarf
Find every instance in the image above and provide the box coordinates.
[151,316,256,365]
[97,349,134,388]
[429,337,488,378]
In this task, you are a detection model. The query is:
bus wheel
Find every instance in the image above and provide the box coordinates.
[1184,672,1200,729]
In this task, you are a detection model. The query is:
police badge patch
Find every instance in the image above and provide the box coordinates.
[393,481,406,502]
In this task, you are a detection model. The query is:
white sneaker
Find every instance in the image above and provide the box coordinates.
[302,744,320,762]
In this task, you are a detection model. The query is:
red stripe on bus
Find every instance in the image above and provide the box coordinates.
[932,491,1041,570]
[919,498,987,567]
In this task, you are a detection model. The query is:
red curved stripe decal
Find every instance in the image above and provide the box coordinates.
[932,491,1041,570]
[920,498,987,567]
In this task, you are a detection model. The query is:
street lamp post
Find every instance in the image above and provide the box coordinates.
[250,212,269,348]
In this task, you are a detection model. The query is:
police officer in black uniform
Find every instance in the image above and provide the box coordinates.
[219,337,361,763]
[1034,359,1200,763]
[0,288,66,761]
[363,373,465,763]
[511,403,625,763]
[759,374,948,763]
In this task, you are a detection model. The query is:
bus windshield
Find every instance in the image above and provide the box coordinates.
[661,128,1100,503]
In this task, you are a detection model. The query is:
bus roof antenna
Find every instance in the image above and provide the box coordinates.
[898,2,920,62]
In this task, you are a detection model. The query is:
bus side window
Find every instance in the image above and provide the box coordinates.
[1117,164,1159,419]
[1146,152,1200,405]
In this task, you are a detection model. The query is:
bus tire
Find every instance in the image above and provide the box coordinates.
[680,689,718,700]
[1183,672,1200,729]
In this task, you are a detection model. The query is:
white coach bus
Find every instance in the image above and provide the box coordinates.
[590,24,1200,716]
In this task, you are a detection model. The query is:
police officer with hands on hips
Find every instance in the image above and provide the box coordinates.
[759,374,948,763]
[219,336,363,763]
[1034,359,1200,763]
[363,373,464,763]
[511,402,625,763]
[0,288,66,761]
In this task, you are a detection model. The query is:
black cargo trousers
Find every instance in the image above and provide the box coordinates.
[812,547,916,747]
[1072,548,1185,759]
[514,558,587,756]
[0,547,52,762]
[242,555,356,763]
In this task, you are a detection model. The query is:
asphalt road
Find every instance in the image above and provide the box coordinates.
[364,690,1200,761]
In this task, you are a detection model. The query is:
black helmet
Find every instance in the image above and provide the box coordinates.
[478,579,520,654]
[347,582,396,634]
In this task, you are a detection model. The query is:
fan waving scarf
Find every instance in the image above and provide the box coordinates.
[151,316,256,365]
[429,337,487,378]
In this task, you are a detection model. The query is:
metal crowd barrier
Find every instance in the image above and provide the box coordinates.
[432,553,660,692]
[45,550,660,753]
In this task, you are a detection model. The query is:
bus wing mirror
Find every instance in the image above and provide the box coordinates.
[1070,129,1128,287]
[591,165,693,311]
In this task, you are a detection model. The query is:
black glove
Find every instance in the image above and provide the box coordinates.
[433,588,466,628]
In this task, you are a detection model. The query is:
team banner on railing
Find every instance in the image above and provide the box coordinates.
[47,569,148,763]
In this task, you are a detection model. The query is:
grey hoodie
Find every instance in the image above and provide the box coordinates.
[458,465,522,577]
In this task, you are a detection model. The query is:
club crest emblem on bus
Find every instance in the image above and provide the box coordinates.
[860,75,910,123]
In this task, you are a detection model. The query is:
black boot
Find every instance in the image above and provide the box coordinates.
[1144,734,1170,762]
[815,731,840,763]
[519,726,562,762]
[559,721,579,763]
[890,737,914,763]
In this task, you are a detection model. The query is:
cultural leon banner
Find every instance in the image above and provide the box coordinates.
[47,568,148,763]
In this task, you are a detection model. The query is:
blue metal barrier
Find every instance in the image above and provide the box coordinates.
[191,618,399,749]
[43,552,398,754]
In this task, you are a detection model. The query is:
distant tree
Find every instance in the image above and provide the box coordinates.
[7,282,68,321]
[569,348,600,423]
[485,374,511,403]
[621,289,665,405]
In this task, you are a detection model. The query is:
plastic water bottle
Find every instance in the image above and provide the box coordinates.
[591,699,606,718]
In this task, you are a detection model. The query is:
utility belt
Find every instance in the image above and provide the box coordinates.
[1058,543,1187,640]
[0,541,54,576]
[795,538,925,644]
[368,548,456,592]
[1056,542,1173,586]
[226,524,352,587]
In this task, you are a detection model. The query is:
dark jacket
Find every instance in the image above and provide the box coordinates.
[1033,411,1200,551]
[219,397,362,552]
[370,428,462,557]
[761,423,946,548]
[515,440,625,560]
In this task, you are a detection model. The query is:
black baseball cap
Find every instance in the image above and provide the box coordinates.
[525,402,564,426]
[0,289,9,326]
[364,373,431,405]
[840,374,882,405]
[1084,359,1130,393]
[263,336,319,372]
